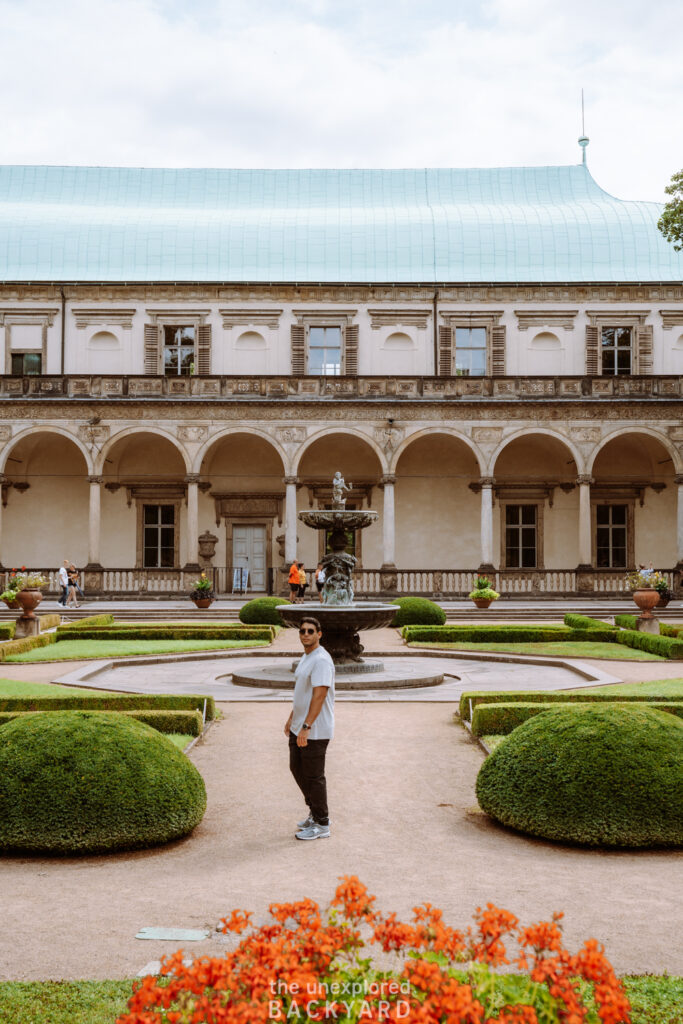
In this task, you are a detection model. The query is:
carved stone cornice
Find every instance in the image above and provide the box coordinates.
[660,310,683,330]
[440,310,504,327]
[514,309,578,331]
[0,307,59,326]
[368,308,430,330]
[72,308,136,329]
[585,309,651,326]
[219,308,282,329]
[145,308,210,324]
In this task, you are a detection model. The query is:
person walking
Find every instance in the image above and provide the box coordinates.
[57,559,69,606]
[288,559,300,603]
[315,562,326,603]
[65,564,80,608]
[298,562,307,602]
[284,616,334,841]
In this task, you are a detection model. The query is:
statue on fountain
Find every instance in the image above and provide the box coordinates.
[332,471,352,508]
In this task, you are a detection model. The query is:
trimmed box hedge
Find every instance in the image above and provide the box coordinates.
[403,625,614,644]
[615,629,683,659]
[614,614,638,630]
[0,707,204,736]
[54,626,274,642]
[0,634,55,662]
[470,699,683,737]
[0,625,14,641]
[563,613,615,632]
[0,692,217,720]
[391,597,446,627]
[57,614,115,630]
[37,613,61,631]
[458,688,674,721]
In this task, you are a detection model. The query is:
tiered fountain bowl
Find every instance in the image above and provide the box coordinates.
[231,482,444,690]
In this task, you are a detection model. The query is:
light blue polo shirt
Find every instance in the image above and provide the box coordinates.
[291,645,335,740]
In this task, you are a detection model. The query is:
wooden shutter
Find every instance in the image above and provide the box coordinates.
[585,325,599,375]
[144,324,159,374]
[344,324,359,375]
[491,325,506,376]
[637,325,653,374]
[291,325,305,376]
[197,324,212,375]
[438,325,452,376]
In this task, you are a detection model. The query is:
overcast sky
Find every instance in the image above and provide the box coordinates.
[1,0,680,202]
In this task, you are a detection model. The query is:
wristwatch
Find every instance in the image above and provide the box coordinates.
[302,723,311,730]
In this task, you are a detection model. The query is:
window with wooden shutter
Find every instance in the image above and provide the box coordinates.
[291,325,305,376]
[438,325,452,376]
[585,325,599,375]
[344,324,359,375]
[197,324,212,375]
[491,325,506,376]
[637,324,653,374]
[144,324,160,374]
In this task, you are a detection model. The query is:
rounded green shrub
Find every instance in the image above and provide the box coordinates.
[476,704,683,848]
[0,711,207,855]
[391,596,446,627]
[239,596,290,625]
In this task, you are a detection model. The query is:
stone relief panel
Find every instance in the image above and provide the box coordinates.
[471,427,503,444]
[275,426,306,445]
[0,425,12,446]
[177,425,209,443]
[374,425,405,457]
[569,427,602,444]
[77,424,110,447]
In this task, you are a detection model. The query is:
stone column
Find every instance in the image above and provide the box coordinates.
[380,474,396,569]
[86,476,102,568]
[479,477,495,572]
[576,474,594,594]
[284,476,299,565]
[184,474,200,571]
[0,473,4,568]
[673,475,683,596]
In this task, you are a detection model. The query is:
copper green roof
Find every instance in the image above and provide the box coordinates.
[0,163,681,283]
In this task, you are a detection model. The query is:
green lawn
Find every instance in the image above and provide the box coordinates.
[570,678,683,697]
[166,732,194,750]
[5,638,268,662]
[409,640,664,661]
[0,975,679,1024]
[0,678,108,697]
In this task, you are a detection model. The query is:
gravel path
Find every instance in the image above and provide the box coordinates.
[1,702,681,982]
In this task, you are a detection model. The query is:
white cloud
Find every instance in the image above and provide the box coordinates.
[0,0,680,201]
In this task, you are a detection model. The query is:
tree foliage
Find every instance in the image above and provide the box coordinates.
[658,169,683,251]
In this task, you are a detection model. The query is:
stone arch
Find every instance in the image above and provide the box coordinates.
[0,425,93,474]
[489,427,584,476]
[293,427,387,476]
[193,428,288,477]
[588,427,682,475]
[95,426,191,475]
[390,427,485,475]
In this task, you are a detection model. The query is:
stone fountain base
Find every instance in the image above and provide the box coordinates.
[230,660,445,691]
[277,601,397,665]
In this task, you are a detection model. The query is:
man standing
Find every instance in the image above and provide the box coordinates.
[57,559,69,607]
[284,616,334,841]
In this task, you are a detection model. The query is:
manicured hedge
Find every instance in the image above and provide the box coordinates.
[659,622,683,637]
[37,614,61,631]
[614,614,638,630]
[403,625,613,644]
[0,693,217,720]
[458,688,674,721]
[615,629,683,659]
[0,708,204,736]
[239,596,290,625]
[390,597,446,627]
[0,625,14,641]
[57,614,115,630]
[0,635,55,662]
[54,626,274,642]
[563,613,615,632]
[0,711,207,854]
[470,699,683,737]
[475,704,683,847]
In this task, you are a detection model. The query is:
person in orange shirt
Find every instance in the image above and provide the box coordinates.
[298,562,307,602]
[288,560,300,603]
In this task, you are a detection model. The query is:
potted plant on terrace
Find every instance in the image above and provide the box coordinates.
[189,572,215,609]
[468,576,500,609]
[625,565,665,617]
[13,568,48,618]
[1,569,22,609]
[654,575,673,608]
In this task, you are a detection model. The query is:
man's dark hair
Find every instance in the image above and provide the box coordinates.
[299,616,321,632]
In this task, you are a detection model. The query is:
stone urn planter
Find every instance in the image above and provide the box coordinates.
[16,587,43,618]
[472,597,493,609]
[632,588,659,618]
[191,596,214,609]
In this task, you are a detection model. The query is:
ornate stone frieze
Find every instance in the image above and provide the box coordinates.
[471,427,503,443]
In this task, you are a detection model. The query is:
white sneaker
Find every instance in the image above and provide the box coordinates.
[295,823,330,841]
[297,813,314,830]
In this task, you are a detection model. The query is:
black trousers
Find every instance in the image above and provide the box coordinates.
[289,732,330,825]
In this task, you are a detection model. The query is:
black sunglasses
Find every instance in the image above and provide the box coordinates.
[299,627,318,635]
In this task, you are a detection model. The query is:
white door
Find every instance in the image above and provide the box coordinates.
[232,525,267,592]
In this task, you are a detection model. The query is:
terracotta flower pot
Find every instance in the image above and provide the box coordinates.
[192,597,214,609]
[657,595,670,608]
[632,588,659,619]
[472,598,492,609]
[16,588,43,618]
[3,597,20,609]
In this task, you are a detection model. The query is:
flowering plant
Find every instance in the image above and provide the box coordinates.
[625,565,666,591]
[469,575,500,601]
[10,567,47,589]
[189,572,214,600]
[117,876,631,1024]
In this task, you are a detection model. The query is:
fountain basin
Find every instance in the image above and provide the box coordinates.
[277,601,396,665]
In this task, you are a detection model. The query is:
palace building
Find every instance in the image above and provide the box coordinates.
[1,160,683,598]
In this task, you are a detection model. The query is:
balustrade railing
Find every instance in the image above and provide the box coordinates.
[3,373,683,402]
